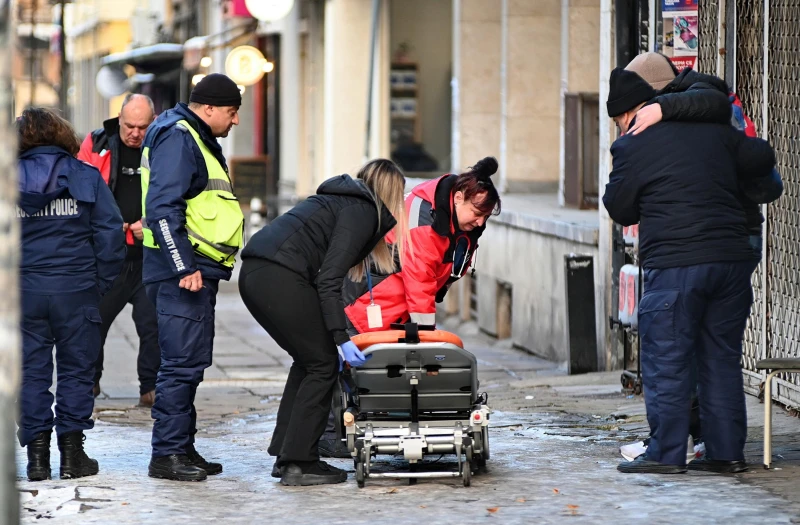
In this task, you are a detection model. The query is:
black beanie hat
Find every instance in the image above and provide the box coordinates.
[606,67,656,118]
[190,73,242,107]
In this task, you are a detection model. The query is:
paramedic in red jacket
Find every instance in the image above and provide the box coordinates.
[319,157,501,459]
[77,93,159,408]
[344,156,501,332]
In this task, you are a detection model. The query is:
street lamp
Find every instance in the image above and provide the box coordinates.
[244,0,295,22]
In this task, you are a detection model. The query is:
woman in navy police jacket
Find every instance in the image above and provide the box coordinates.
[17,108,125,482]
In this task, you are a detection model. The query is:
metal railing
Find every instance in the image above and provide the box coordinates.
[697,0,719,74]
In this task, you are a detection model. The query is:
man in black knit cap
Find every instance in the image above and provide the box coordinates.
[603,67,776,475]
[140,73,245,481]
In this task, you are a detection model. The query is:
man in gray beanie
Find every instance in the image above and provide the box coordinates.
[603,66,777,475]
[140,73,245,481]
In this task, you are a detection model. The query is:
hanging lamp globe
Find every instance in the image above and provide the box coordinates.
[244,0,295,22]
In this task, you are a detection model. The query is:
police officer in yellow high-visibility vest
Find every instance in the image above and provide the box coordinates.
[140,74,244,482]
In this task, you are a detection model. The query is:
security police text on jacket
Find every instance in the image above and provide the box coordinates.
[17,108,125,483]
[20,140,125,296]
[140,73,244,482]
[141,107,242,284]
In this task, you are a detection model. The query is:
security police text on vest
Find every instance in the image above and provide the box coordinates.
[16,198,80,218]
[158,218,187,272]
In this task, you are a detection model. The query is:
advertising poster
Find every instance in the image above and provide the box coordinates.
[662,0,698,11]
[661,1,698,71]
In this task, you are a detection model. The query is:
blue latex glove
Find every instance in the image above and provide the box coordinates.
[340,340,371,368]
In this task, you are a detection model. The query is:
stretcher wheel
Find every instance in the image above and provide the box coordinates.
[461,445,473,487]
[356,461,365,488]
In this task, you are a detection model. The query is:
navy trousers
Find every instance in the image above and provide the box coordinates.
[97,257,161,394]
[19,289,102,447]
[639,261,755,466]
[146,277,218,457]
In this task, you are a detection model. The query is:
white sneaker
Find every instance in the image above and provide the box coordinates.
[620,438,649,462]
[619,436,697,462]
[691,440,706,462]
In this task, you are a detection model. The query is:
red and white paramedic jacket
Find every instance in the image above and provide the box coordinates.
[343,175,485,333]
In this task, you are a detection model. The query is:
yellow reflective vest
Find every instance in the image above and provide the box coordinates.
[141,119,244,268]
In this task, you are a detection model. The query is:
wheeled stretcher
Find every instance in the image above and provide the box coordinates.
[339,323,490,487]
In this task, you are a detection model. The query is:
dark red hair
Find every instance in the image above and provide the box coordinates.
[453,156,501,216]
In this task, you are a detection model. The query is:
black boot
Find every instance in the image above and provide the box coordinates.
[26,431,51,482]
[186,444,223,475]
[617,454,687,474]
[58,431,99,479]
[148,455,207,482]
[280,460,347,486]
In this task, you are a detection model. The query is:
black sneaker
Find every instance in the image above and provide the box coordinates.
[148,455,208,482]
[58,432,99,479]
[617,454,687,474]
[687,457,747,473]
[273,460,341,479]
[26,431,51,482]
[318,438,350,459]
[186,444,223,475]
[280,461,348,486]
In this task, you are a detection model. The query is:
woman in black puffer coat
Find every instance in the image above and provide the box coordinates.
[239,158,408,486]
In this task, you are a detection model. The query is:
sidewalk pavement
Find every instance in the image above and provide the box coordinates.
[15,288,800,524]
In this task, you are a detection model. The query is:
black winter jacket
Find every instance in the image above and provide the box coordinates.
[241,175,396,344]
[603,119,775,269]
[87,118,123,191]
[653,68,732,125]
[651,68,783,234]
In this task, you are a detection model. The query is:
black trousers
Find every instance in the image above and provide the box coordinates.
[96,257,160,395]
[239,258,339,465]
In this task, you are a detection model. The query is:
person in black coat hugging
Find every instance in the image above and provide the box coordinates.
[239,159,408,486]
[603,68,777,475]
[616,53,783,465]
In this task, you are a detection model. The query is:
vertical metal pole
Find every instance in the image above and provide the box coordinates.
[598,0,618,370]
[0,0,20,521]
[58,0,68,117]
[725,0,736,87]
[29,0,37,106]
[451,0,461,174]
[363,0,380,162]
[557,0,568,206]
[716,0,726,78]
[760,0,769,365]
[498,0,508,193]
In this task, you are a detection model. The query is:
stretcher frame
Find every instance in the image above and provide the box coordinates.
[342,324,491,487]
